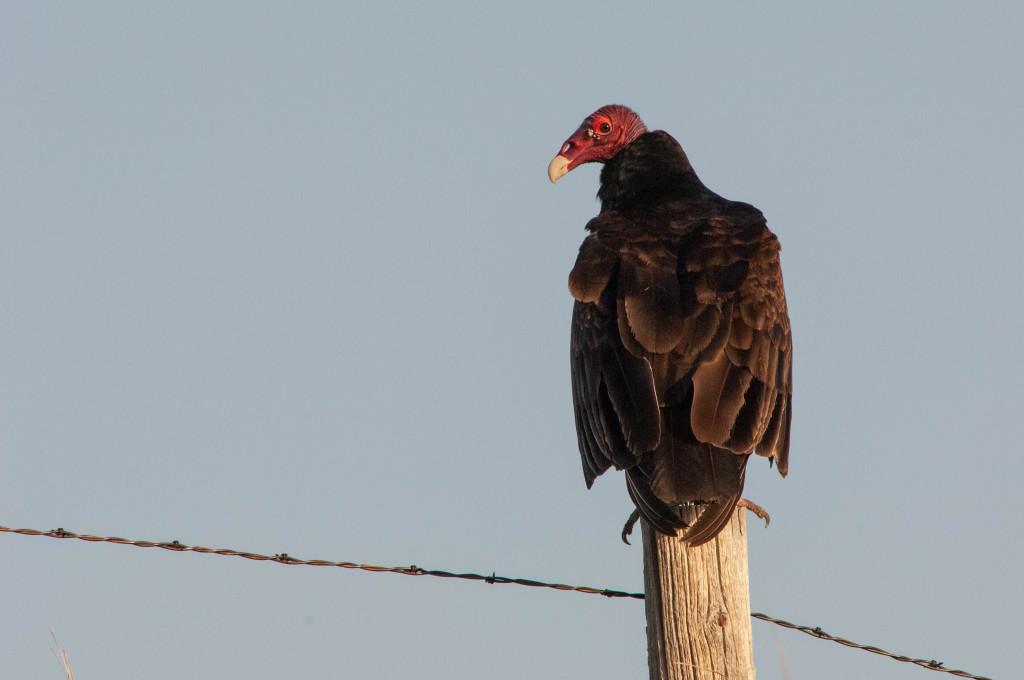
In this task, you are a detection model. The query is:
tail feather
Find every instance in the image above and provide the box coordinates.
[625,467,686,537]
[627,438,750,546]
[680,497,740,547]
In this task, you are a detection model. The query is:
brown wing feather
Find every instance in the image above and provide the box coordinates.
[569,204,792,544]
[685,211,792,462]
[569,235,617,303]
[617,254,687,354]
[570,236,662,486]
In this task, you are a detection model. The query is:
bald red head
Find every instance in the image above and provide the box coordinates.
[548,105,648,184]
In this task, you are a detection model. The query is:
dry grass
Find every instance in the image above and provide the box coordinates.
[771,624,792,680]
[50,628,74,680]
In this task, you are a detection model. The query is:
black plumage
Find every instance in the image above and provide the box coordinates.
[550,106,792,546]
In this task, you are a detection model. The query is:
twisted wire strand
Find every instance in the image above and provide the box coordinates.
[0,525,641,599]
[750,613,992,680]
[2,524,993,679]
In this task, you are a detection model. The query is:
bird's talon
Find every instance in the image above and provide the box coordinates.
[737,498,770,527]
[621,508,642,545]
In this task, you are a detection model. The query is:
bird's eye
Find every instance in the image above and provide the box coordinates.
[593,116,612,136]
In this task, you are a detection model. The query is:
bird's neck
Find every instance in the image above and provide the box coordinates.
[597,131,710,212]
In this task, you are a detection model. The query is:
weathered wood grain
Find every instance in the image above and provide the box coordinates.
[643,508,754,680]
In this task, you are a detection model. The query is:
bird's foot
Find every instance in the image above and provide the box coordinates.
[737,498,770,527]
[621,508,642,545]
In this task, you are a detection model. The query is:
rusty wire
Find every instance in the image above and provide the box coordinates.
[750,613,993,680]
[0,524,641,599]
[2,524,993,679]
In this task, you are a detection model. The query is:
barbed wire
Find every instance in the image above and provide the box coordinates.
[2,524,992,680]
[0,524,641,599]
[749,613,992,680]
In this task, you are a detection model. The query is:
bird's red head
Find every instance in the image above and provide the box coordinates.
[548,105,648,184]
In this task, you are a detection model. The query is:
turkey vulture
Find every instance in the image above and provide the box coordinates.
[549,105,792,547]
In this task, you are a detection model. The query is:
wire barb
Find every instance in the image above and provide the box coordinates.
[2,524,993,680]
[0,524,642,600]
[750,613,992,680]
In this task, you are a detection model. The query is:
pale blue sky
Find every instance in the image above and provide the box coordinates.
[3,3,1022,679]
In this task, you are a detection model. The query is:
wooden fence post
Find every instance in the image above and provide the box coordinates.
[642,507,754,680]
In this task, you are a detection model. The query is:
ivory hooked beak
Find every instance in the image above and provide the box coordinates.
[547,154,571,185]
